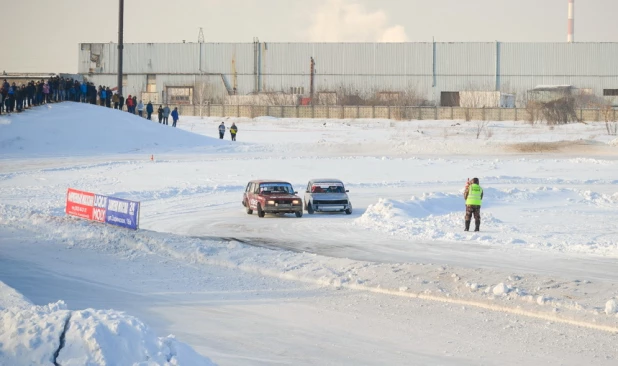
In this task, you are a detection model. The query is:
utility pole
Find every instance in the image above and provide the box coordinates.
[310,57,315,104]
[567,0,575,43]
[253,37,259,94]
[117,0,124,96]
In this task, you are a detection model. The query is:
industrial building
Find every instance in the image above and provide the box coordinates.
[77,41,618,108]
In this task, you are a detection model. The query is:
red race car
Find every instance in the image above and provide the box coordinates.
[242,180,303,218]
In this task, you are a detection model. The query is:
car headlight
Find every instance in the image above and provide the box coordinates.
[292,200,300,204]
[267,200,275,205]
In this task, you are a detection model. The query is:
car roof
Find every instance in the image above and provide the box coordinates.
[249,180,293,184]
[308,178,344,184]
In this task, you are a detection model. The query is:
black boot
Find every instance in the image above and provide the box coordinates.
[464,220,471,231]
[474,221,480,232]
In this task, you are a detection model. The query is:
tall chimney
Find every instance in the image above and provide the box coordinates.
[567,0,574,43]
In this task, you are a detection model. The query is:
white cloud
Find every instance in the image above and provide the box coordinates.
[379,25,408,42]
[307,0,408,42]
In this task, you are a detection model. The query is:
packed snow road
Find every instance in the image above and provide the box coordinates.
[2,227,617,366]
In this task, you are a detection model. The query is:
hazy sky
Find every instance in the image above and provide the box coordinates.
[2,0,617,73]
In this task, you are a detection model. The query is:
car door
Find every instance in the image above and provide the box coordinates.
[248,183,259,209]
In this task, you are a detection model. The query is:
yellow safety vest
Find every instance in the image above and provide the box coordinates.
[466,184,483,206]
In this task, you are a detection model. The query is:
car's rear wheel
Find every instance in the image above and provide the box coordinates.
[295,210,303,218]
[245,200,253,214]
[257,203,265,218]
[307,202,314,214]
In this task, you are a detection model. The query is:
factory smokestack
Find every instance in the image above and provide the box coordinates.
[567,0,574,43]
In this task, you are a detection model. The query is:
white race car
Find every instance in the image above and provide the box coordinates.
[303,179,352,215]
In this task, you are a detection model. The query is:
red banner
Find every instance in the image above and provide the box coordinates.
[65,188,95,219]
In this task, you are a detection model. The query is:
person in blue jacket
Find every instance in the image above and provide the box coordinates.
[218,122,226,139]
[146,101,154,120]
[80,82,87,103]
[171,107,179,127]
[99,87,107,106]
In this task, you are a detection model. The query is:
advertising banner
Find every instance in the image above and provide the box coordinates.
[65,188,95,219]
[92,194,108,223]
[104,196,140,230]
[65,188,140,230]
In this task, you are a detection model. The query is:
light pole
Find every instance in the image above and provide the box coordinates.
[117,0,124,96]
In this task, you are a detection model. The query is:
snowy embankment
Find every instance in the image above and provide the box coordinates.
[0,280,216,365]
[0,102,227,158]
[355,186,618,256]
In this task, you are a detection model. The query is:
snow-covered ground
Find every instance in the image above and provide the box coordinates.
[0,287,214,366]
[1,102,618,365]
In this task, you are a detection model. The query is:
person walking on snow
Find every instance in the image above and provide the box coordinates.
[171,107,179,127]
[230,123,238,141]
[463,177,483,232]
[218,122,226,139]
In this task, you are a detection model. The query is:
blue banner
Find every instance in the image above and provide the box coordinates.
[104,196,140,230]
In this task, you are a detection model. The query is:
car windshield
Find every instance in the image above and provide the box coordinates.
[260,183,294,194]
[311,183,345,193]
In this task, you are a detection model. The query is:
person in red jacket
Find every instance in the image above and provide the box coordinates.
[126,95,134,113]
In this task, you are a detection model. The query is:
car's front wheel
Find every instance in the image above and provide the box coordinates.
[295,210,303,218]
[257,203,265,218]
[307,202,314,214]
[345,207,352,215]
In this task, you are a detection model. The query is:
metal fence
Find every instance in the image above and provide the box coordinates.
[174,104,617,122]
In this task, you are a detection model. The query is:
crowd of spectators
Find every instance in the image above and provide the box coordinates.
[0,75,154,119]
[1,76,103,115]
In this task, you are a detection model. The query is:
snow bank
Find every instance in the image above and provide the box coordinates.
[0,281,32,309]
[606,299,618,315]
[354,186,618,254]
[0,301,70,365]
[355,193,503,241]
[58,308,213,366]
[0,281,216,365]
[0,102,227,158]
